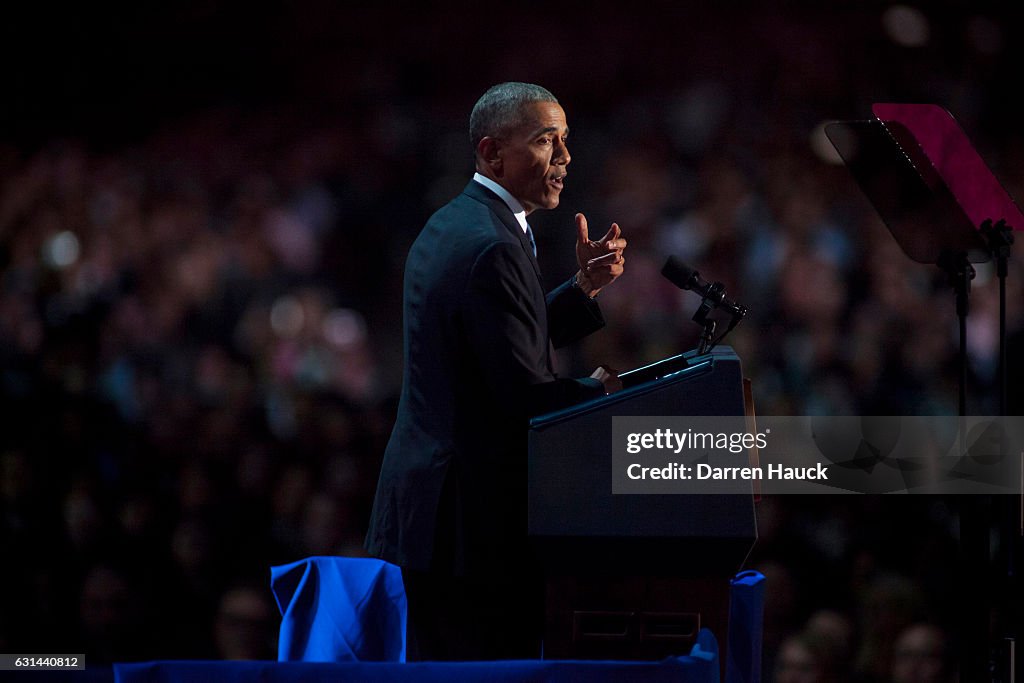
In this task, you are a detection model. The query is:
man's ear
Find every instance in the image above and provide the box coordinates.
[476,137,502,175]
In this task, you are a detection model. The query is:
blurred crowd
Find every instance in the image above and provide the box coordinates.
[2,2,1023,679]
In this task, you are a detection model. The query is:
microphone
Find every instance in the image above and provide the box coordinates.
[661,256,747,318]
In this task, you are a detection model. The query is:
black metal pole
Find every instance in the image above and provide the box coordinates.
[980,219,1013,417]
[979,219,1017,682]
[1000,271,1006,417]
[944,250,973,420]
[939,250,989,679]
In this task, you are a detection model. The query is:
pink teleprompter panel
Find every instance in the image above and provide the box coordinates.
[873,103,1024,232]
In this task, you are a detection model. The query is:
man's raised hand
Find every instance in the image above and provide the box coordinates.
[574,213,626,297]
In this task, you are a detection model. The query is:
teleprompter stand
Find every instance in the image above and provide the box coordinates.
[528,346,757,676]
[827,104,1023,682]
[870,103,1022,418]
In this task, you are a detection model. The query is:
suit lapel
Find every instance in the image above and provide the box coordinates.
[462,182,556,375]
[462,182,544,284]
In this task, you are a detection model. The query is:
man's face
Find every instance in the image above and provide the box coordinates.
[492,101,570,214]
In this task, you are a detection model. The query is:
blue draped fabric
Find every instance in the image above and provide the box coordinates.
[261,555,763,683]
[726,570,766,683]
[270,556,407,663]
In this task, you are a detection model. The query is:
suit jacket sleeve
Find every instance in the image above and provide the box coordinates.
[546,276,605,349]
[464,242,604,418]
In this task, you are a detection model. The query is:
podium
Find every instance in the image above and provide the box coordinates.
[528,346,757,663]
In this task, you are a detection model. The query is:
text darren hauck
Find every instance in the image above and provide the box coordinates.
[626,462,829,480]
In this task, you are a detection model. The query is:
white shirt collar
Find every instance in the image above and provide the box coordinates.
[472,172,529,234]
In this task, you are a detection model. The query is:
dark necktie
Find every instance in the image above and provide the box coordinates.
[525,224,537,257]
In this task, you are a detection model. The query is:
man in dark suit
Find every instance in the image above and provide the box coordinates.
[365,82,627,660]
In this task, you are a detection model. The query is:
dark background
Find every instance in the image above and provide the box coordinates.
[2,1,1022,679]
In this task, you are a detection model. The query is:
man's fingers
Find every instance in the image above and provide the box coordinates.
[584,260,625,282]
[590,364,623,394]
[575,213,589,245]
[603,237,627,252]
[587,251,624,267]
[598,223,621,244]
[595,262,625,277]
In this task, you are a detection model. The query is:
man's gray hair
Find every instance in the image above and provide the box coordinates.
[469,82,559,149]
